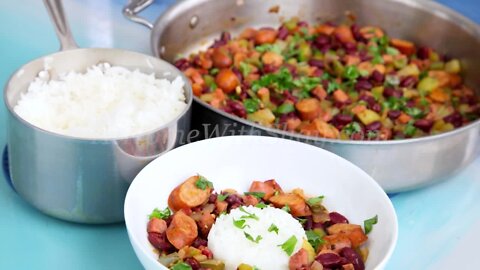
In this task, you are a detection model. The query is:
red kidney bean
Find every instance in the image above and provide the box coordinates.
[316,253,342,268]
[208,193,217,204]
[359,51,372,62]
[225,193,243,205]
[277,26,289,40]
[313,222,324,229]
[359,95,375,107]
[262,64,278,74]
[340,247,365,270]
[225,100,247,118]
[344,42,357,54]
[315,34,331,48]
[210,39,226,48]
[232,67,243,81]
[351,24,364,42]
[303,216,313,230]
[185,257,201,270]
[200,246,214,259]
[370,103,382,113]
[298,21,309,27]
[383,87,402,98]
[355,80,373,91]
[370,70,385,84]
[285,64,297,76]
[399,76,418,88]
[334,114,354,125]
[313,69,324,77]
[173,58,190,71]
[417,46,430,60]
[221,31,231,43]
[283,90,298,103]
[309,59,325,69]
[414,119,434,132]
[388,110,401,119]
[406,100,416,108]
[192,237,208,248]
[148,232,173,252]
[365,121,382,131]
[329,212,349,224]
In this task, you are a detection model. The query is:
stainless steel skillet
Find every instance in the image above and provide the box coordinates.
[124,0,480,192]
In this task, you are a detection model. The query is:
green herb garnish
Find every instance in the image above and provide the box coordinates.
[327,81,341,94]
[344,65,360,81]
[244,191,266,199]
[239,206,260,220]
[268,224,279,234]
[343,122,362,136]
[217,193,229,201]
[239,62,253,77]
[149,207,171,220]
[252,68,295,92]
[244,232,263,243]
[364,215,378,234]
[278,236,297,256]
[404,107,425,119]
[306,230,325,251]
[276,103,295,114]
[306,196,325,206]
[243,98,261,114]
[233,219,250,229]
[195,175,213,190]
[172,262,192,270]
[404,121,417,137]
[281,205,291,213]
[255,202,268,209]
[209,68,219,75]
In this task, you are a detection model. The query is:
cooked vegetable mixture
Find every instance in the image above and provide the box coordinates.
[175,18,480,140]
[147,175,377,270]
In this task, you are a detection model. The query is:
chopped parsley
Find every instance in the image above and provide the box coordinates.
[306,230,325,251]
[239,206,260,220]
[276,103,295,114]
[255,43,282,54]
[243,98,261,114]
[404,121,417,137]
[172,262,192,270]
[306,196,325,206]
[251,68,295,92]
[281,205,291,213]
[364,215,378,234]
[327,81,341,94]
[239,62,253,77]
[233,219,250,229]
[268,224,279,234]
[404,107,425,119]
[148,207,171,220]
[244,232,263,243]
[255,202,268,209]
[217,193,229,201]
[343,65,360,81]
[244,192,266,199]
[209,68,219,75]
[343,122,362,136]
[195,175,213,190]
[278,236,297,256]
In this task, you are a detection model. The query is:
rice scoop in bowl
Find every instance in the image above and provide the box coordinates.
[124,136,398,269]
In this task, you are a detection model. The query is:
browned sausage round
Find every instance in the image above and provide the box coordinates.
[212,48,233,68]
[166,210,198,250]
[215,69,240,94]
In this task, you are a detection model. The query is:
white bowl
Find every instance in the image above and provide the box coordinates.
[124,136,398,270]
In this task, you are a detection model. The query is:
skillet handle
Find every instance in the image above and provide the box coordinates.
[123,0,155,29]
[43,0,78,50]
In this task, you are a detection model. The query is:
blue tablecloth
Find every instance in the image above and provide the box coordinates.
[0,1,479,269]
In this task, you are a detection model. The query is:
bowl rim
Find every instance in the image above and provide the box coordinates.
[3,48,193,142]
[150,0,480,146]
[124,135,399,269]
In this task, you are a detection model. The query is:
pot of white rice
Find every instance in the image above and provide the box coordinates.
[3,0,192,223]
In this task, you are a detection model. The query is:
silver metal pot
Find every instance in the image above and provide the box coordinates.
[3,0,192,223]
[124,0,480,192]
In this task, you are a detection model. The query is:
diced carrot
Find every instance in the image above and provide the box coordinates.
[257,87,270,100]
[166,210,198,249]
[313,119,340,139]
[351,104,367,115]
[429,88,449,103]
[449,74,462,88]
[323,234,352,253]
[373,64,386,74]
[428,70,450,87]
[269,193,311,217]
[184,68,205,85]
[390,38,416,56]
[360,26,384,39]
[192,83,203,96]
[326,223,368,248]
[334,25,356,44]
[261,51,283,66]
[295,98,321,120]
[344,55,361,66]
[311,86,328,100]
[358,61,373,75]
[317,24,335,35]
[382,54,394,64]
[333,89,350,103]
[209,98,221,109]
[289,248,309,270]
[398,112,412,124]
[286,117,302,131]
[214,88,226,101]
[168,176,212,212]
[147,218,167,234]
[242,195,259,206]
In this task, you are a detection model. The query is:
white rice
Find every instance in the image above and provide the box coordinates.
[14,63,187,139]
[208,206,306,270]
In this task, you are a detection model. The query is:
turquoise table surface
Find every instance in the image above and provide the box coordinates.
[0,1,479,269]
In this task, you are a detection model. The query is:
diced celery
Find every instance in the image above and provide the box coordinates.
[298,42,312,62]
[247,109,276,125]
[397,64,420,77]
[417,77,439,94]
[371,86,384,100]
[284,18,298,31]
[199,260,225,270]
[332,60,345,76]
[445,59,461,74]
[356,109,381,125]
[429,61,445,70]
[429,51,440,62]
[393,57,408,69]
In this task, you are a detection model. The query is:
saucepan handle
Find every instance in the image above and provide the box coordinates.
[43,0,79,50]
[123,0,155,29]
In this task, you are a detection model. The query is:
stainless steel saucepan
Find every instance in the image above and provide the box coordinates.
[124,0,480,192]
[3,0,192,223]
